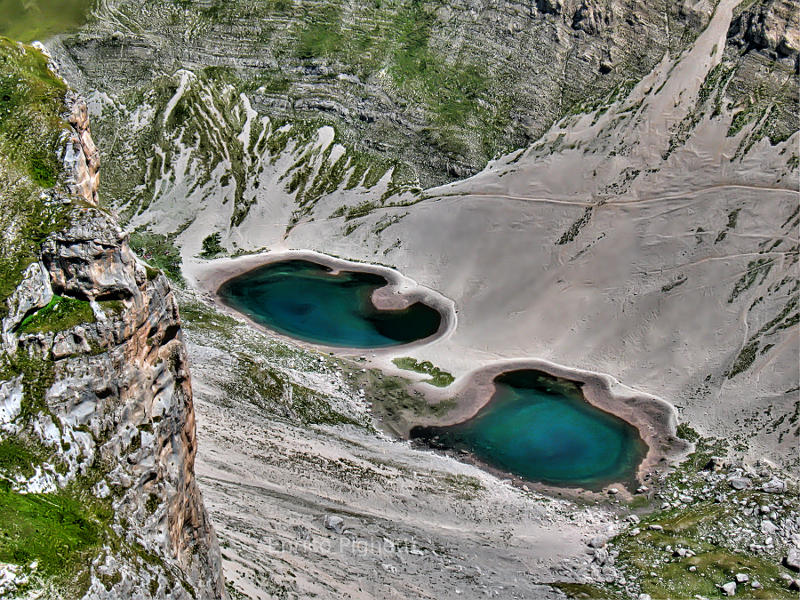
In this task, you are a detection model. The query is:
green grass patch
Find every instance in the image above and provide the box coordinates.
[129,230,184,284]
[0,479,110,594]
[178,299,239,337]
[0,38,68,186]
[366,369,455,429]
[200,232,225,259]
[0,436,49,478]
[16,295,95,335]
[392,357,454,387]
[0,347,55,423]
[295,5,343,60]
[616,514,796,599]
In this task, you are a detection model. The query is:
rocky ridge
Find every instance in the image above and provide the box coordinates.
[0,41,224,599]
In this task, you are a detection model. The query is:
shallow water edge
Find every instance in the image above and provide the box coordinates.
[191,250,691,496]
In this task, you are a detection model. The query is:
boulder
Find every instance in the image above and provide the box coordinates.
[588,536,606,548]
[729,477,751,490]
[703,456,728,471]
[323,514,345,534]
[784,547,800,572]
[721,581,736,596]
[762,477,786,493]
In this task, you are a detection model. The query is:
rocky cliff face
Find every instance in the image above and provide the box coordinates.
[57,0,720,188]
[0,41,224,599]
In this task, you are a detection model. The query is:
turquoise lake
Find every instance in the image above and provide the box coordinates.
[411,370,647,490]
[218,259,442,348]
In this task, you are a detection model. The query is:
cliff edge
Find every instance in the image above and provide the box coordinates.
[0,38,225,599]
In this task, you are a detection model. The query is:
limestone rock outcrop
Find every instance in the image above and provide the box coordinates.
[63,93,100,206]
[728,0,800,65]
[0,81,225,597]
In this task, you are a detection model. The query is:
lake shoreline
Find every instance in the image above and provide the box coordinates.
[188,249,458,355]
[397,358,692,497]
[190,250,691,497]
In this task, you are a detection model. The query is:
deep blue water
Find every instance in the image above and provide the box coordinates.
[411,370,646,489]
[218,259,442,348]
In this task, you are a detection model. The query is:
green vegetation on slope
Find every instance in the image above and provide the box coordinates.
[0,480,109,589]
[0,37,68,185]
[0,38,73,315]
[614,504,796,599]
[129,230,184,283]
[200,232,225,258]
[0,436,50,478]
[606,428,799,600]
[392,356,454,387]
[288,0,508,159]
[16,294,95,334]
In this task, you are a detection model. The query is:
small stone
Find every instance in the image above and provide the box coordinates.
[637,594,651,600]
[761,519,778,535]
[630,528,641,536]
[678,494,693,504]
[735,573,749,584]
[323,514,344,534]
[588,536,606,548]
[689,566,697,572]
[721,581,736,596]
[608,487,619,495]
[750,581,762,589]
[649,524,663,531]
[762,477,786,493]
[626,514,641,524]
[92,479,111,499]
[729,477,750,490]
[594,547,609,565]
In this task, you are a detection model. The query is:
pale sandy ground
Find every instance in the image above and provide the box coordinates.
[181,0,798,465]
[186,312,623,599]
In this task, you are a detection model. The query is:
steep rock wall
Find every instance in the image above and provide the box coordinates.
[0,48,225,599]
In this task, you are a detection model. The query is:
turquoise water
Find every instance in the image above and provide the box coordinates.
[218,259,442,348]
[411,370,646,490]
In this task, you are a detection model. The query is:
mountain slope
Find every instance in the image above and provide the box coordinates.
[0,38,225,599]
